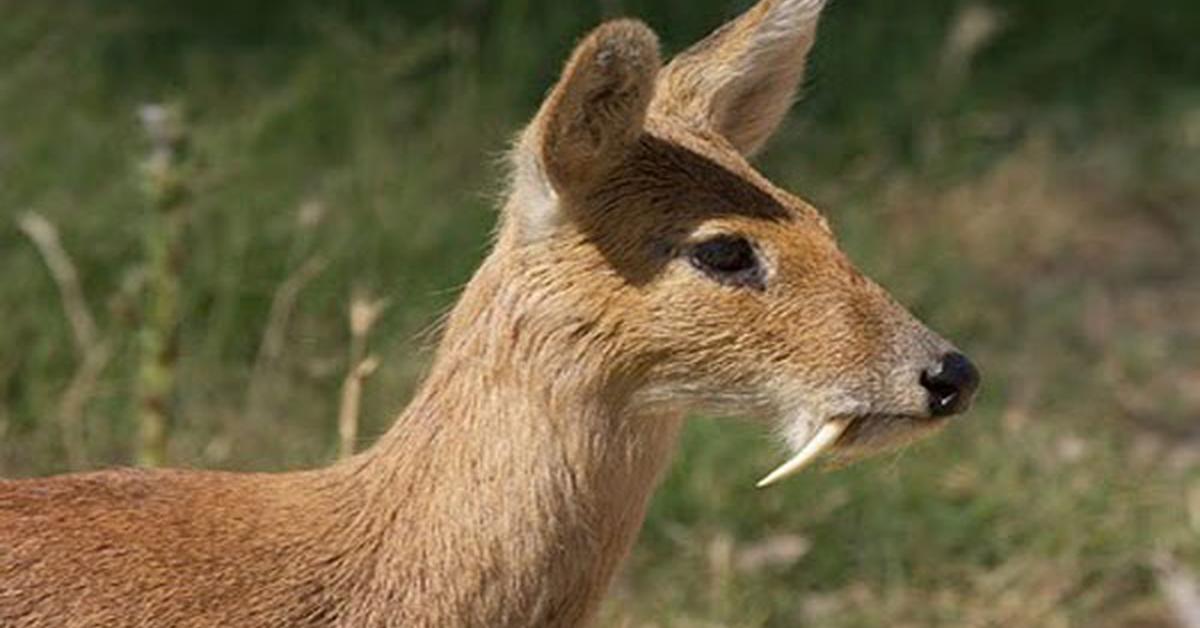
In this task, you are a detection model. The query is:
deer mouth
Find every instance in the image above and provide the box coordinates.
[757,412,947,487]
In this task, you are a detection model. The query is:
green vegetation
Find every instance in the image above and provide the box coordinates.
[2,1,1198,625]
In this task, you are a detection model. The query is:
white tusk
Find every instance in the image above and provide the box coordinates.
[756,418,851,488]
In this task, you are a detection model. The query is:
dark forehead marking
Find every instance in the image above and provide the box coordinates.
[574,130,834,287]
[591,132,792,222]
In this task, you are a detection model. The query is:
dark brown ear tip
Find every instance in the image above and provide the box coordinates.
[582,19,662,76]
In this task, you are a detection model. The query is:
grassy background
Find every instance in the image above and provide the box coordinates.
[2,0,1199,625]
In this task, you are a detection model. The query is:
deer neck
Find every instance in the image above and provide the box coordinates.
[332,254,684,625]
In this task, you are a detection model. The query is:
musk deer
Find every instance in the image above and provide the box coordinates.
[0,0,980,626]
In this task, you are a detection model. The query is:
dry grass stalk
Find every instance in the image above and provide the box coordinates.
[939,2,1004,88]
[921,1,1005,160]
[337,293,387,458]
[245,255,327,417]
[336,356,380,460]
[17,212,99,354]
[257,256,328,367]
[17,211,111,468]
[56,341,112,469]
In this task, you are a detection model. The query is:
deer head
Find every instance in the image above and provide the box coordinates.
[492,0,979,486]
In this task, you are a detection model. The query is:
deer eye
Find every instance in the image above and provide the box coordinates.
[688,235,765,289]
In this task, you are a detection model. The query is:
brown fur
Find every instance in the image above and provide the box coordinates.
[0,2,971,626]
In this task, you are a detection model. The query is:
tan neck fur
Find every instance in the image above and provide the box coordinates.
[327,253,683,626]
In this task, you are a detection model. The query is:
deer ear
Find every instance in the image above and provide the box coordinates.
[533,19,661,195]
[508,20,659,243]
[652,0,826,157]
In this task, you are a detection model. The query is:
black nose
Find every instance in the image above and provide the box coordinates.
[920,352,981,417]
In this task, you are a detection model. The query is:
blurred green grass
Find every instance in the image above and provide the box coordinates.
[1,1,1198,625]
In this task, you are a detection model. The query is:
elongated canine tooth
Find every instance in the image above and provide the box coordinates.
[756,419,851,488]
